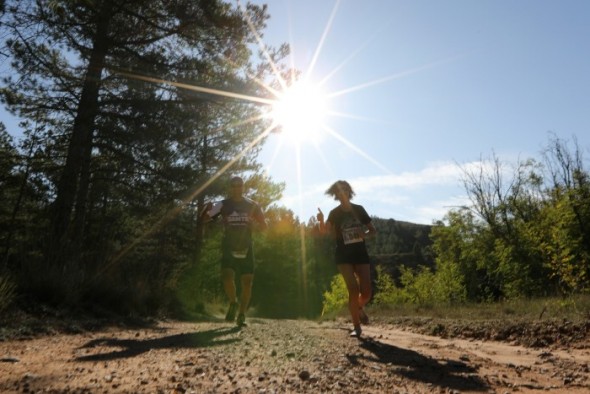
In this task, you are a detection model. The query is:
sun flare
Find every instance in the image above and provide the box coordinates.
[270,81,328,144]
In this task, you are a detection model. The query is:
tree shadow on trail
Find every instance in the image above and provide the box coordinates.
[75,326,241,362]
[351,337,489,392]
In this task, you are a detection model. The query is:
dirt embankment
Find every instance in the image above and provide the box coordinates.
[1,315,589,393]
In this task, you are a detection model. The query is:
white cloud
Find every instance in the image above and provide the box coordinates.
[351,161,464,192]
[277,161,478,223]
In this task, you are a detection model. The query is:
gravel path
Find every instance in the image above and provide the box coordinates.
[1,317,589,393]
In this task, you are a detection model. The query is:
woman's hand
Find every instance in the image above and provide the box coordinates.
[316,207,324,223]
[364,222,377,239]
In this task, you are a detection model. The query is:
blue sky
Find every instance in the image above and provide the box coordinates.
[251,0,590,224]
[2,1,589,225]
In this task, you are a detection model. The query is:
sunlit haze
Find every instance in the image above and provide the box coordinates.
[252,0,590,224]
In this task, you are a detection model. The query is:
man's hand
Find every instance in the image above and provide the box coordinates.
[200,202,213,221]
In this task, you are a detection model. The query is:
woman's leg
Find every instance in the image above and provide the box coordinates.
[354,264,372,309]
[337,264,361,326]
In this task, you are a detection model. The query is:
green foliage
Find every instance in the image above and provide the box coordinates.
[0,0,289,315]
[372,265,404,305]
[177,206,336,320]
[321,274,348,316]
[254,236,303,317]
[250,209,304,317]
[431,259,467,304]
[431,210,488,300]
[374,262,465,307]
[398,265,436,305]
[253,207,335,318]
[536,188,590,293]
[3,4,590,322]
[368,294,590,322]
[175,230,224,316]
[428,138,590,303]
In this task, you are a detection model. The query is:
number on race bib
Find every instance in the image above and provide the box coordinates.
[342,226,364,245]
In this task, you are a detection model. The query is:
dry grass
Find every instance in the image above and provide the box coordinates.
[360,295,590,348]
[367,294,590,322]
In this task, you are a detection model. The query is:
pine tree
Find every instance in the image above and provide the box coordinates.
[1,0,287,306]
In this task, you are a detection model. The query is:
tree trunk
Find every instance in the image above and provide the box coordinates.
[48,9,111,269]
[193,132,210,264]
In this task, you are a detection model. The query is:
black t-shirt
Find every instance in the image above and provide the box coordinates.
[209,197,264,255]
[327,203,371,253]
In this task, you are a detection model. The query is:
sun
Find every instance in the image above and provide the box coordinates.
[270,80,328,144]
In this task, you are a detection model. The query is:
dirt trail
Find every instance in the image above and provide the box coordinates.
[364,324,590,392]
[1,317,589,393]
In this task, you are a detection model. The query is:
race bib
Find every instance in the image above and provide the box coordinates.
[226,223,250,259]
[342,226,364,245]
[231,249,249,259]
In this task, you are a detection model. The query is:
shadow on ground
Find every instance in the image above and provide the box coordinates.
[351,337,489,392]
[75,326,241,362]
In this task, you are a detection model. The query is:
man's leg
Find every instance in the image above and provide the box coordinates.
[236,248,255,326]
[239,273,254,315]
[235,273,253,327]
[222,267,237,303]
[222,267,238,321]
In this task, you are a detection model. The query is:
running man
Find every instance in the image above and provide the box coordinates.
[202,176,267,327]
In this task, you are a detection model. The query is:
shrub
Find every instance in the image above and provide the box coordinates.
[372,265,406,305]
[321,274,347,316]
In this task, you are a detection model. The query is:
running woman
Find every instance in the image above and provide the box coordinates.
[316,180,376,337]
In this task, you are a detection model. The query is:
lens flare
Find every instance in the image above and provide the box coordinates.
[108,0,450,289]
[270,81,327,144]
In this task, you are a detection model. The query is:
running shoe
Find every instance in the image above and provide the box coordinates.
[359,308,369,325]
[350,325,362,338]
[236,313,246,327]
[225,302,238,322]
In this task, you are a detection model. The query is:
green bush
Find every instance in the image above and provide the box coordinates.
[431,259,467,304]
[398,265,434,305]
[321,274,347,316]
[372,265,406,305]
[375,262,466,307]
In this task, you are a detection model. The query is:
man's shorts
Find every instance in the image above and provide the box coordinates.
[221,247,255,275]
